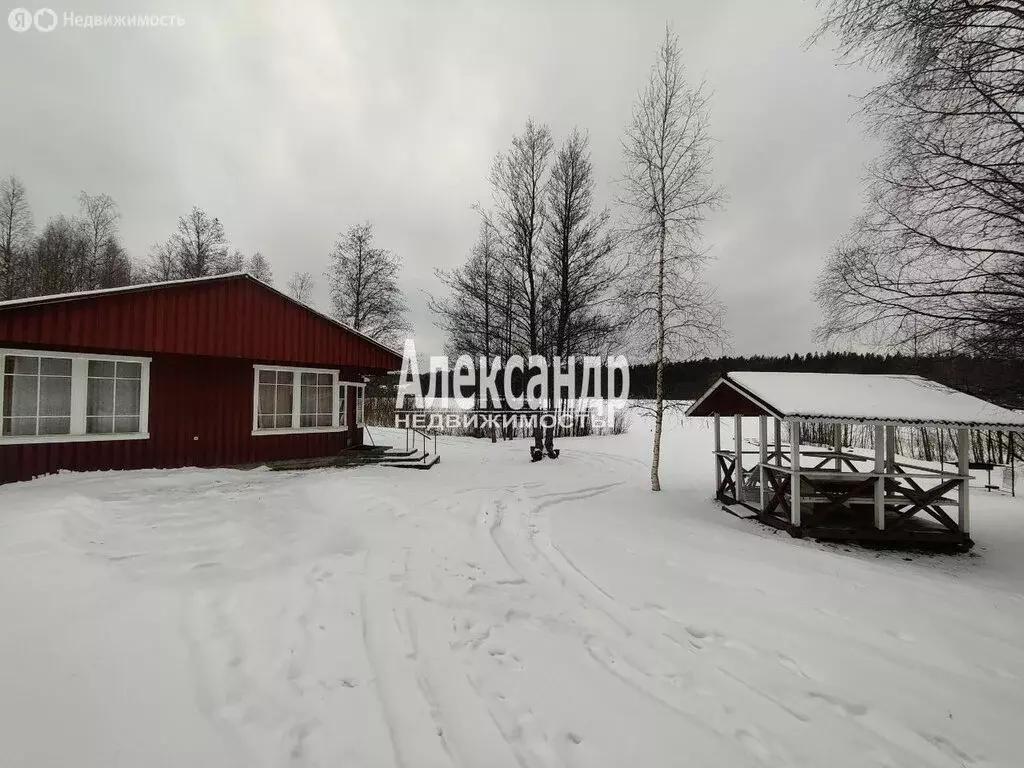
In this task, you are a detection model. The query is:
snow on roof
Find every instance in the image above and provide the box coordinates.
[0,272,249,309]
[689,371,1024,429]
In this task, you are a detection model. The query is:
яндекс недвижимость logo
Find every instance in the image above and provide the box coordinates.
[8,8,57,32]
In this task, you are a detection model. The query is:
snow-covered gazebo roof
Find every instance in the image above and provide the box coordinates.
[686,372,1024,430]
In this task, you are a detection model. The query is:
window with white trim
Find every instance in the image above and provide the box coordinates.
[338,384,348,429]
[355,384,365,428]
[0,349,150,443]
[2,355,72,436]
[300,372,334,427]
[257,369,294,429]
[86,360,143,434]
[253,365,341,434]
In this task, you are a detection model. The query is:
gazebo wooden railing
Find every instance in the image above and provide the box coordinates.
[713,413,973,547]
[688,372,1024,550]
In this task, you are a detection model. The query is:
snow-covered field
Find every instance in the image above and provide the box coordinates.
[2,413,1023,768]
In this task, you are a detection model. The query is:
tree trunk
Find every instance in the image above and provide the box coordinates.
[651,225,666,492]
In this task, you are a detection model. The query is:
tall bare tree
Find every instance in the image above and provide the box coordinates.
[326,222,409,345]
[152,206,228,279]
[78,192,132,289]
[486,119,554,355]
[0,175,34,300]
[287,271,315,305]
[431,221,504,358]
[222,249,246,273]
[146,240,179,282]
[92,241,133,288]
[621,27,726,491]
[544,129,620,358]
[814,1,1024,356]
[29,215,90,296]
[247,251,273,284]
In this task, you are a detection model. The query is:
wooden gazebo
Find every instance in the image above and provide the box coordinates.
[686,372,1024,549]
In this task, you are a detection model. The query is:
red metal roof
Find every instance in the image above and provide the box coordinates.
[0,273,403,372]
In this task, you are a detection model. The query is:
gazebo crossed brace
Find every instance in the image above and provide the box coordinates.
[716,453,737,501]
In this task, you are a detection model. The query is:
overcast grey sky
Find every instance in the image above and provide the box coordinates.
[1,0,880,357]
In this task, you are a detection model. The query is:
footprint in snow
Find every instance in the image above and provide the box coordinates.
[685,625,712,640]
[683,625,753,654]
[734,728,772,762]
[487,647,523,670]
[919,732,975,764]
[775,653,809,679]
[885,629,917,643]
[807,691,868,717]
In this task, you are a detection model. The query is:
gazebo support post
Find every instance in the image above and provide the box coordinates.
[958,427,971,536]
[759,415,768,512]
[885,425,896,474]
[873,424,885,530]
[789,419,801,527]
[713,415,721,499]
[1011,432,1016,498]
[834,425,842,471]
[734,415,743,503]
[774,418,782,467]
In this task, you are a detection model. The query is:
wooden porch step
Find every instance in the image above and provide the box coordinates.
[382,454,441,470]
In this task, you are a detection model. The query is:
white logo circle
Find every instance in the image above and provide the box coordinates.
[8,8,33,32]
[34,8,57,32]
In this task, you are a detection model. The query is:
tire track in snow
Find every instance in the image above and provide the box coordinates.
[516,482,985,768]
[359,549,456,768]
[507,484,803,767]
[473,485,752,762]
[404,602,526,768]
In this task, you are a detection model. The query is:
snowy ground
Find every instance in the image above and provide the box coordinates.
[2,413,1023,768]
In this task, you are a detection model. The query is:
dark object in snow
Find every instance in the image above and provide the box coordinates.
[531,420,560,461]
[544,425,559,459]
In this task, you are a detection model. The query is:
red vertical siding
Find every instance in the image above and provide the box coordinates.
[0,275,403,483]
[0,354,355,483]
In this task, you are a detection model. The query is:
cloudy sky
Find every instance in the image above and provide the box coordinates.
[1,0,880,357]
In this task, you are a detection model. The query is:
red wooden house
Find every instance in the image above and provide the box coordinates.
[0,273,402,484]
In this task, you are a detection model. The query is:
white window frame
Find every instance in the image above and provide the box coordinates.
[0,348,151,445]
[252,365,345,436]
[338,383,348,429]
[339,381,366,429]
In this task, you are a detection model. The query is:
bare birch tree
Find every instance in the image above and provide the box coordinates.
[171,207,228,278]
[621,27,726,491]
[146,240,179,282]
[247,251,274,284]
[222,249,246,273]
[287,271,315,305]
[326,222,409,345]
[0,175,34,300]
[813,0,1024,356]
[78,192,132,289]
